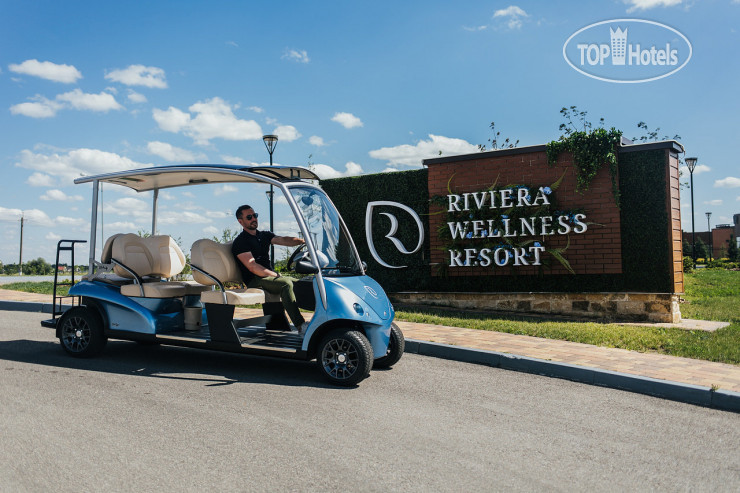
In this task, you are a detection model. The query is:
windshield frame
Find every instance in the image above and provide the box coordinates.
[283,183,366,279]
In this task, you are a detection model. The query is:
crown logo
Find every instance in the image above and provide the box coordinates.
[610,27,627,65]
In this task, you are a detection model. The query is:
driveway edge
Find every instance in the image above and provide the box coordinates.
[405,339,740,413]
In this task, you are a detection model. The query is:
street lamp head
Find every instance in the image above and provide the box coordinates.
[262,134,278,155]
[685,157,697,173]
[706,212,712,219]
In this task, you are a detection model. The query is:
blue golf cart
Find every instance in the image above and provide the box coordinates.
[42,164,404,385]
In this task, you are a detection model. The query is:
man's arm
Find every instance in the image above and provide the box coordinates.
[272,236,305,247]
[236,251,279,278]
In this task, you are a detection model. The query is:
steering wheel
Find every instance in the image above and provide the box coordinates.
[286,243,308,271]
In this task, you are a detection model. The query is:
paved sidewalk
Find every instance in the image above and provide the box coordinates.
[2,288,738,411]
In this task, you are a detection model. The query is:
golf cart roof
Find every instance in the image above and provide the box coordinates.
[74,164,320,192]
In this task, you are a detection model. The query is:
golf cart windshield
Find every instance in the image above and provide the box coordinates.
[289,187,362,276]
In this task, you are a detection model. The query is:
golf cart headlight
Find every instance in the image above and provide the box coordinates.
[353,303,364,315]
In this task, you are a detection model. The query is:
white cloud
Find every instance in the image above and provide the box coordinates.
[493,5,528,29]
[56,89,123,112]
[282,49,310,63]
[27,172,56,187]
[203,225,219,235]
[369,134,478,168]
[624,0,682,13]
[214,185,238,196]
[10,95,62,118]
[206,210,231,219]
[56,216,86,227]
[463,25,488,32]
[147,141,206,162]
[221,155,259,166]
[311,162,364,179]
[248,106,264,113]
[273,125,301,142]
[158,210,210,225]
[16,148,152,183]
[679,164,711,176]
[105,65,167,88]
[106,221,138,231]
[0,207,54,227]
[45,232,62,241]
[11,90,122,118]
[127,90,147,103]
[153,97,263,145]
[8,59,82,83]
[331,112,363,129]
[703,199,723,206]
[40,189,83,202]
[715,177,740,188]
[309,136,326,147]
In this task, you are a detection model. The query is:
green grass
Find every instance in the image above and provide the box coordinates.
[2,271,739,364]
[1,281,70,296]
[396,269,740,365]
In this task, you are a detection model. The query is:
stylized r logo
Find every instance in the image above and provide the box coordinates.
[365,201,424,269]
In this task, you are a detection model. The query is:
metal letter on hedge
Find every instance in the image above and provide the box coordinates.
[365,201,424,269]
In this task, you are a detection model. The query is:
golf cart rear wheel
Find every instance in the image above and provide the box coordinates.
[318,329,373,386]
[58,306,107,358]
[374,323,405,369]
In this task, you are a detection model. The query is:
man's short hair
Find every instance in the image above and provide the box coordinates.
[235,204,253,220]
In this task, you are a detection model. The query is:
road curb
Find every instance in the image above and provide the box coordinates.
[405,339,740,413]
[0,300,61,314]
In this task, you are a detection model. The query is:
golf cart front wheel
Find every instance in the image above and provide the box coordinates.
[318,329,373,386]
[374,323,405,369]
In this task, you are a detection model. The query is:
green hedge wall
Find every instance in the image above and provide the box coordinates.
[323,169,431,292]
[618,149,672,292]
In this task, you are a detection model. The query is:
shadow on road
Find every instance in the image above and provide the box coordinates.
[0,338,350,390]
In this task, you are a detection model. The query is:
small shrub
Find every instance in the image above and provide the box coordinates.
[683,256,694,273]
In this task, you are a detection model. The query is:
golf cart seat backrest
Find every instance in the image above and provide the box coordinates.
[111,234,192,298]
[100,233,123,264]
[190,239,267,305]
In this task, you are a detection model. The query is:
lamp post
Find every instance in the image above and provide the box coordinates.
[262,134,278,267]
[706,211,712,262]
[685,157,698,268]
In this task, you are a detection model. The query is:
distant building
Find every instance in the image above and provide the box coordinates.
[682,213,740,258]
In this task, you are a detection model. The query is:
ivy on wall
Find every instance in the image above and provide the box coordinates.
[546,127,623,206]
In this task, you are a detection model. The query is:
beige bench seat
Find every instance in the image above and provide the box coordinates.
[109,233,209,298]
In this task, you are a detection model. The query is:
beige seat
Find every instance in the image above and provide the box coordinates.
[111,234,204,298]
[190,239,266,305]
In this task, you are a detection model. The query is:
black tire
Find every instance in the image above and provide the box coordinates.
[58,306,107,358]
[317,329,373,386]
[374,323,405,369]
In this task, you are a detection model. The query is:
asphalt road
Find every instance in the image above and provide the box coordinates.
[1,311,738,492]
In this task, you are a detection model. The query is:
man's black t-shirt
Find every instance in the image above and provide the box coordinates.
[231,229,275,284]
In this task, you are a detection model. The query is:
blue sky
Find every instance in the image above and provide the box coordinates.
[1,0,738,264]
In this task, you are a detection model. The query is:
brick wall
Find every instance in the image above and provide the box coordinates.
[426,145,623,278]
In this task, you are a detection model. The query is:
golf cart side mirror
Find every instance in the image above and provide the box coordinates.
[295,259,319,274]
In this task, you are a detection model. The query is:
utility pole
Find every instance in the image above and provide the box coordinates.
[19,214,24,275]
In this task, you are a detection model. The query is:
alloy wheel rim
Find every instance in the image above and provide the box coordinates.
[321,338,360,380]
[61,316,91,352]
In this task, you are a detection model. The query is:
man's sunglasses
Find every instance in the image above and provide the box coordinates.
[243,213,258,220]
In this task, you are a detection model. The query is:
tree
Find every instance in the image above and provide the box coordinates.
[212,227,238,243]
[694,237,708,260]
[728,235,739,262]
[682,240,692,256]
